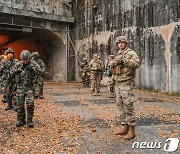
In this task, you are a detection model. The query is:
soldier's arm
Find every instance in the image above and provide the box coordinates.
[40,60,46,72]
[124,51,140,69]
[10,63,21,76]
[33,63,44,75]
[0,60,5,71]
[111,54,123,66]
[80,63,85,68]
[89,61,93,70]
[101,62,105,71]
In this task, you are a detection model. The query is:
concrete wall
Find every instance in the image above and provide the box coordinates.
[0,0,74,81]
[0,0,73,22]
[73,0,180,93]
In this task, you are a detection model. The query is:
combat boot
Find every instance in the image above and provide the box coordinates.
[92,91,96,96]
[96,92,101,96]
[16,121,26,127]
[5,102,13,110]
[108,93,115,98]
[13,105,17,112]
[13,101,17,111]
[34,96,38,99]
[114,124,129,135]
[2,96,8,103]
[16,110,26,127]
[39,95,44,99]
[27,119,34,128]
[27,105,34,128]
[123,126,135,140]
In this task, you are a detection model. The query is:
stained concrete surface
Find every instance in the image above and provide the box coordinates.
[45,82,180,154]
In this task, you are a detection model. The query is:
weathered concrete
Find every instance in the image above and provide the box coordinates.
[0,0,74,81]
[73,0,180,93]
[0,0,73,22]
[46,82,180,153]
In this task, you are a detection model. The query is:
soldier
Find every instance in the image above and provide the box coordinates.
[80,57,90,87]
[0,48,19,110]
[105,55,115,98]
[112,36,140,139]
[0,54,8,103]
[98,56,105,81]
[0,55,5,93]
[10,50,43,127]
[89,54,104,96]
[31,52,46,99]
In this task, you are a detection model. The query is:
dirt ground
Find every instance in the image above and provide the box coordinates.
[0,82,179,153]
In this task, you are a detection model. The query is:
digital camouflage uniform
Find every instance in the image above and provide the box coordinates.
[11,50,43,127]
[89,57,104,95]
[0,48,19,110]
[105,56,115,98]
[113,47,140,126]
[80,59,90,87]
[112,35,140,140]
[31,52,46,99]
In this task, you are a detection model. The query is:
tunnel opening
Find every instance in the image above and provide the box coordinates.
[0,26,67,81]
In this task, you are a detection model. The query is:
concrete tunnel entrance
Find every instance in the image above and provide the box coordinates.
[0,27,68,81]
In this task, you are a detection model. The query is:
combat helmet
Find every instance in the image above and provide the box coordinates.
[20,50,31,61]
[83,57,88,61]
[115,36,128,45]
[109,55,115,59]
[5,48,14,55]
[31,52,39,59]
[0,55,4,60]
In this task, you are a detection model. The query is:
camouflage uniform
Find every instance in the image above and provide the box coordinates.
[80,58,90,87]
[105,55,115,98]
[0,48,19,110]
[31,52,46,99]
[0,55,5,93]
[89,54,104,95]
[11,50,43,127]
[0,57,8,102]
[112,46,140,126]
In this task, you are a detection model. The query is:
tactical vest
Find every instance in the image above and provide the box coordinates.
[16,62,35,88]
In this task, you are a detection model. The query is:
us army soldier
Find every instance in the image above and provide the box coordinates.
[105,55,115,98]
[80,57,90,87]
[89,54,104,96]
[112,36,140,140]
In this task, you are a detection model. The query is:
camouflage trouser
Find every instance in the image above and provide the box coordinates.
[115,79,136,126]
[1,79,7,98]
[107,77,115,94]
[0,77,3,93]
[4,81,16,106]
[34,76,44,97]
[90,72,102,92]
[81,71,90,87]
[16,86,34,122]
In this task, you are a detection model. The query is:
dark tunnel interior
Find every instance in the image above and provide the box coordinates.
[0,26,65,81]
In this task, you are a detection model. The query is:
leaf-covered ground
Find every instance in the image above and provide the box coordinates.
[0,82,179,153]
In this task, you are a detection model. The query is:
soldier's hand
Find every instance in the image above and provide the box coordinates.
[20,70,26,76]
[119,59,124,65]
[112,60,118,65]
